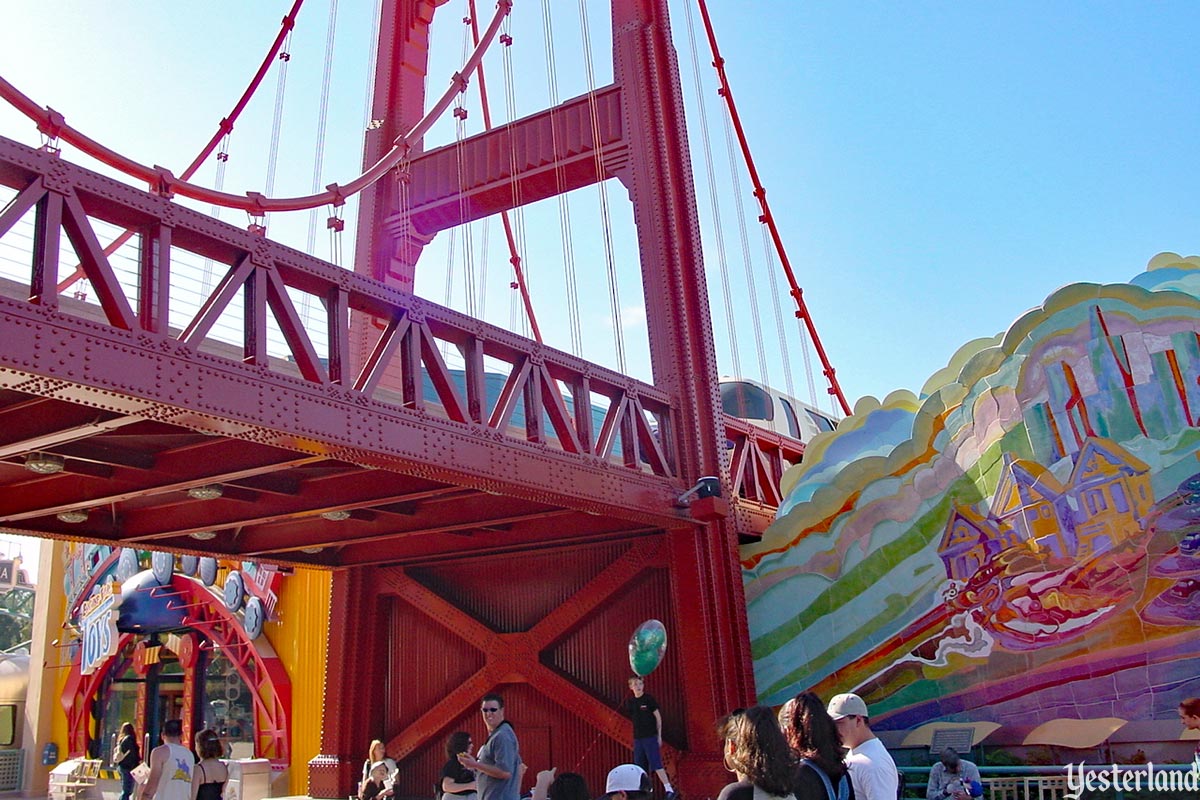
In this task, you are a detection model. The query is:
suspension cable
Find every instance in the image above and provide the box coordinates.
[48,0,306,293]
[466,0,539,338]
[499,16,530,338]
[693,0,850,416]
[0,0,513,215]
[682,0,741,380]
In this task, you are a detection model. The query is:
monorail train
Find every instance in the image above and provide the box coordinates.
[718,377,839,444]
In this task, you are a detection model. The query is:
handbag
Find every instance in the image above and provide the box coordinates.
[131,763,152,785]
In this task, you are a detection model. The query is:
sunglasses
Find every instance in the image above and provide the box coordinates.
[481,707,501,713]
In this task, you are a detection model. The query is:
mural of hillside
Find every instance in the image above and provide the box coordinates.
[743,252,1200,735]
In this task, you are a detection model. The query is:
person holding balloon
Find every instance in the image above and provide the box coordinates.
[626,619,675,799]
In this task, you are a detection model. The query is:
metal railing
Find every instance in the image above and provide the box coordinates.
[901,764,1199,800]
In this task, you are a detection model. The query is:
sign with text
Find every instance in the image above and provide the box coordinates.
[79,583,122,675]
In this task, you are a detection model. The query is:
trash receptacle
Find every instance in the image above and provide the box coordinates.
[226,758,271,800]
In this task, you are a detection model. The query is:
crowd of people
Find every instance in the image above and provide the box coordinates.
[119,688,1200,800]
[354,684,916,800]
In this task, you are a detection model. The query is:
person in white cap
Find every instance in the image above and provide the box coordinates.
[603,765,654,800]
[826,693,897,800]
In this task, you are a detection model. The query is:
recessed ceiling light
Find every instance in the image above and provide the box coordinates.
[187,485,224,500]
[189,531,217,541]
[300,546,324,554]
[26,453,66,474]
[57,510,88,524]
[320,510,351,521]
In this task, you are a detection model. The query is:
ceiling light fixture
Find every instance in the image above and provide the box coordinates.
[57,510,88,524]
[300,546,324,554]
[320,510,351,521]
[187,484,224,500]
[189,531,217,541]
[25,452,66,474]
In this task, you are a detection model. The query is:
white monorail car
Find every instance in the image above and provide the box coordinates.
[718,377,839,445]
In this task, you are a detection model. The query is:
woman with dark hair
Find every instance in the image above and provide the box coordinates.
[114,722,140,800]
[778,693,853,800]
[441,731,478,800]
[191,729,228,800]
[716,706,796,800]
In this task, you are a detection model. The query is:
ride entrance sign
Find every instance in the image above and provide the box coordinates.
[79,582,122,675]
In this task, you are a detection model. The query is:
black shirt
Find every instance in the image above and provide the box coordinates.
[624,693,660,739]
[441,757,475,794]
[117,735,140,770]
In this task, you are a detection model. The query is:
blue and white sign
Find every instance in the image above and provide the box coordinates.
[79,584,121,675]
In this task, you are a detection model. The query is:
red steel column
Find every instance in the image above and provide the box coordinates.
[308,567,375,797]
[611,0,756,793]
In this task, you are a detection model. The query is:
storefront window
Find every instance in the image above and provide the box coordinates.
[203,651,255,757]
[99,654,140,762]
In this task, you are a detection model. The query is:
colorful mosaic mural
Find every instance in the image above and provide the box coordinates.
[743,252,1200,737]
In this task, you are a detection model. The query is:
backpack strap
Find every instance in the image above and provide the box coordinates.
[801,758,837,800]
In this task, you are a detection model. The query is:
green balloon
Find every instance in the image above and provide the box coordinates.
[629,619,667,676]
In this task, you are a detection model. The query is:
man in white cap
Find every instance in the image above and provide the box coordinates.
[827,693,898,800]
[603,765,653,800]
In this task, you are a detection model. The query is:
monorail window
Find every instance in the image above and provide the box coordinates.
[721,382,773,421]
[805,409,837,433]
[0,704,14,747]
[779,399,801,439]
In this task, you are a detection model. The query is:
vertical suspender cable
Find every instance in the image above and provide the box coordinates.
[681,0,741,380]
[262,29,295,228]
[694,0,851,416]
[539,0,583,356]
[466,1,535,335]
[455,9,478,319]
[761,227,804,404]
[499,16,532,339]
[719,107,771,388]
[578,0,626,374]
[307,0,340,260]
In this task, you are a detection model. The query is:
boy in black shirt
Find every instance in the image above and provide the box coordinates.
[623,677,676,798]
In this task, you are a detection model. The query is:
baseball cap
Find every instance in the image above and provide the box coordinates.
[827,693,869,720]
[605,765,650,795]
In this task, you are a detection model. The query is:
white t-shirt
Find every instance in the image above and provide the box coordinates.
[845,737,898,800]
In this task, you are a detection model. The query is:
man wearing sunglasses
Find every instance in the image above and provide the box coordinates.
[459,694,522,800]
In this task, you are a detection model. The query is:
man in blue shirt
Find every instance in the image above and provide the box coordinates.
[459,694,521,800]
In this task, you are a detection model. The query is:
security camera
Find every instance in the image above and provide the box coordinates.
[676,476,721,506]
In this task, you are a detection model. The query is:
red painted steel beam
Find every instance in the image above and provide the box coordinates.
[0,137,704,535]
[398,87,626,236]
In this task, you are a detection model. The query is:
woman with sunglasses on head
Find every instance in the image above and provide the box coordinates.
[717,706,797,800]
[778,693,854,800]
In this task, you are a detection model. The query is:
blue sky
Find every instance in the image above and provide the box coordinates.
[0,1,1197,414]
